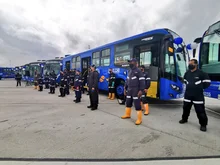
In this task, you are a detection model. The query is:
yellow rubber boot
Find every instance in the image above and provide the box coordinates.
[108,93,111,99]
[144,104,149,115]
[135,111,142,125]
[110,93,115,100]
[121,107,131,119]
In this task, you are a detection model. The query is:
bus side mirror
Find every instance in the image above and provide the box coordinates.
[165,41,174,56]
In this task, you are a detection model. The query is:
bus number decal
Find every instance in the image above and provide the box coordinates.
[113,68,120,74]
[203,92,211,97]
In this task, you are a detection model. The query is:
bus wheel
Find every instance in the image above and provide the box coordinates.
[116,84,124,100]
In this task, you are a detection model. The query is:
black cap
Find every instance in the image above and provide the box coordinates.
[128,58,137,62]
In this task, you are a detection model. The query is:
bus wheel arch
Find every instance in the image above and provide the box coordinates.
[115,78,125,99]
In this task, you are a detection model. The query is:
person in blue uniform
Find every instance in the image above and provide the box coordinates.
[140,65,151,115]
[74,70,82,103]
[69,69,75,91]
[64,69,70,95]
[58,71,66,97]
[179,59,211,132]
[37,74,44,92]
[44,72,50,89]
[48,72,56,94]
[121,59,145,125]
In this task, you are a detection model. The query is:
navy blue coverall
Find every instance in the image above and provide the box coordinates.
[74,74,82,103]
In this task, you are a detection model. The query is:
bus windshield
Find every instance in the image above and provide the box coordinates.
[29,64,41,77]
[44,62,60,75]
[200,32,220,74]
[174,45,188,78]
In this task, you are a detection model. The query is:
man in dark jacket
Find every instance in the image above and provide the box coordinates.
[87,65,99,110]
[121,59,145,125]
[179,59,211,132]
[37,74,44,92]
[58,71,66,97]
[15,72,22,87]
[44,72,50,89]
[48,72,56,94]
[74,70,82,103]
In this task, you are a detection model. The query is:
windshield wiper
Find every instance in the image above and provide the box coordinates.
[214,29,220,36]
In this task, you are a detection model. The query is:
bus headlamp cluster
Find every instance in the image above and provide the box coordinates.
[123,71,127,75]
[186,43,198,50]
[60,63,63,66]
[171,84,180,91]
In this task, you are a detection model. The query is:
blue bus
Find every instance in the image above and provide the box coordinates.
[27,61,45,83]
[187,20,220,100]
[0,67,15,79]
[43,57,64,84]
[62,28,189,100]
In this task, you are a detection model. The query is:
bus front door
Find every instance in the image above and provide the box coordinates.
[134,44,159,99]
[81,57,91,88]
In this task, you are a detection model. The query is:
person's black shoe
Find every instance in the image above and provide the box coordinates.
[91,107,97,111]
[58,95,62,97]
[48,92,51,94]
[87,105,92,108]
[179,119,188,124]
[200,126,207,132]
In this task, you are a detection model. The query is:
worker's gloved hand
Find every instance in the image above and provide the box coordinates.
[124,90,127,96]
[138,91,142,98]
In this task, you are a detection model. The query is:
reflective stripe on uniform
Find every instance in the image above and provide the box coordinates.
[195,80,201,85]
[126,96,131,98]
[184,99,191,102]
[146,78,151,80]
[184,79,188,84]
[131,76,137,79]
[139,77,145,80]
[133,97,138,99]
[203,79,211,83]
[193,101,204,104]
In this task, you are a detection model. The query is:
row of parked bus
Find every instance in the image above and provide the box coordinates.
[0,67,15,80]
[6,21,220,101]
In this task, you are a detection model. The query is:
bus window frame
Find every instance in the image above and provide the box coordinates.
[92,51,100,67]
[100,48,111,67]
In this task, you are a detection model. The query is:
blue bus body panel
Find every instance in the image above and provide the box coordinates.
[159,78,185,100]
[203,81,220,99]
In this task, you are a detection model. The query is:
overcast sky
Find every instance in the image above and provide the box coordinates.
[0,0,219,67]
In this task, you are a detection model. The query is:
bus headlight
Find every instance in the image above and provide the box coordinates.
[124,71,127,75]
[171,84,180,91]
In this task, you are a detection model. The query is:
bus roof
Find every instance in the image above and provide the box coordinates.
[67,28,169,58]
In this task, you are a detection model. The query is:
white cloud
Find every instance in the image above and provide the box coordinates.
[0,0,219,66]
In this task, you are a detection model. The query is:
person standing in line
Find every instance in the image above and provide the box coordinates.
[107,68,116,100]
[87,65,99,110]
[44,72,50,89]
[64,69,70,95]
[73,70,82,103]
[140,65,151,115]
[34,71,38,90]
[58,71,66,97]
[15,72,22,87]
[38,74,44,92]
[48,72,56,94]
[179,59,211,132]
[121,59,145,125]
